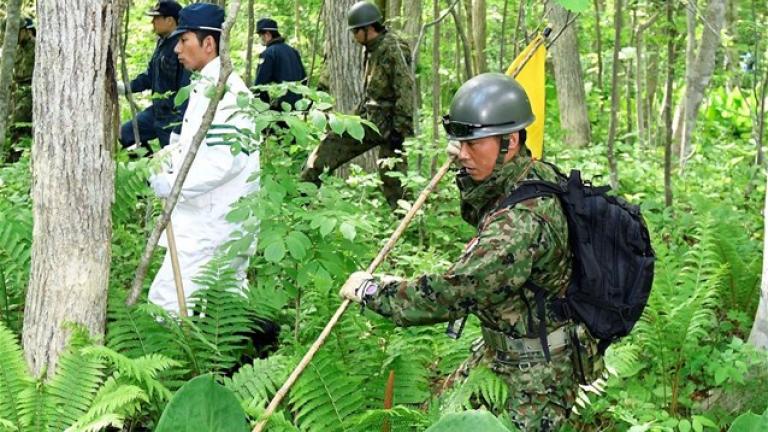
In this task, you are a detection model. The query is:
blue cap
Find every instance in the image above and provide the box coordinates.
[146,1,182,19]
[256,18,279,33]
[171,3,225,37]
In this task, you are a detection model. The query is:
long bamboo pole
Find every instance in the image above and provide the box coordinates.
[252,158,455,432]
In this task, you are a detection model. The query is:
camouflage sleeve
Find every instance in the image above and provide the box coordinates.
[389,40,415,137]
[366,207,544,326]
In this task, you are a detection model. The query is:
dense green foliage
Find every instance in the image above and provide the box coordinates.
[1,0,768,430]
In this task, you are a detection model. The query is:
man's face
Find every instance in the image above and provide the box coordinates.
[175,32,212,71]
[458,134,519,181]
[351,27,366,45]
[258,32,271,46]
[152,16,175,37]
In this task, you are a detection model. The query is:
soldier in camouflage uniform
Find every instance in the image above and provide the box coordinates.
[300,1,415,209]
[340,74,601,431]
[8,18,35,145]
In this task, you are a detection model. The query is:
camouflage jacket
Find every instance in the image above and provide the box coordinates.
[367,151,572,338]
[358,30,415,138]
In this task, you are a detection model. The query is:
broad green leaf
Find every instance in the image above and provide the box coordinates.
[425,411,512,432]
[346,118,365,141]
[678,419,691,432]
[329,114,345,135]
[339,222,356,241]
[174,85,191,107]
[264,240,286,263]
[286,231,308,260]
[236,93,250,109]
[309,110,327,131]
[319,218,336,237]
[156,374,248,432]
[728,411,768,431]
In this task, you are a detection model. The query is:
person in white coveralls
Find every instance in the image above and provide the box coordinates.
[148,3,260,314]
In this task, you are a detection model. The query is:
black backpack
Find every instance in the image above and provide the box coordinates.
[498,164,655,358]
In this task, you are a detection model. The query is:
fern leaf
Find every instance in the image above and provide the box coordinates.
[45,344,106,430]
[0,324,31,432]
[289,350,366,432]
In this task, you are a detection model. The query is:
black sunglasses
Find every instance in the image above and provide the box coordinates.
[442,115,482,137]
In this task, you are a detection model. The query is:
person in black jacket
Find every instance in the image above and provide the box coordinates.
[254,18,307,110]
[118,1,190,151]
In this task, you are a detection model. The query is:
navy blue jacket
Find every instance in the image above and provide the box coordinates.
[254,38,307,109]
[131,33,190,121]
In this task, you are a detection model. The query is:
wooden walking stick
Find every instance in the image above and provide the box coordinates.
[164,218,188,318]
[252,158,455,432]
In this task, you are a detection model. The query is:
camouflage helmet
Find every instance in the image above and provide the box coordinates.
[347,1,382,30]
[443,73,534,141]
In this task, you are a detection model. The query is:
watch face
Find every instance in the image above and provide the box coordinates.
[363,282,378,296]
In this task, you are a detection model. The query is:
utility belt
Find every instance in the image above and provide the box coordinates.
[481,325,573,366]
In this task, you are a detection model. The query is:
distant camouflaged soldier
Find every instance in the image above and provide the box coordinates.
[340,74,601,431]
[300,1,415,209]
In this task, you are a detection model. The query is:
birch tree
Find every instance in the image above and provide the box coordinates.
[22,0,119,377]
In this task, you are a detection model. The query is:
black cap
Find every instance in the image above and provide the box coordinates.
[170,3,225,37]
[256,18,279,33]
[146,1,182,19]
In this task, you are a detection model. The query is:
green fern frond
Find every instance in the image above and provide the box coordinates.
[82,346,178,402]
[64,413,123,432]
[188,263,260,372]
[0,211,32,332]
[223,355,291,407]
[289,349,366,431]
[350,405,430,431]
[443,366,508,413]
[112,161,151,224]
[0,417,17,431]
[45,344,107,430]
[0,324,32,431]
[63,378,144,432]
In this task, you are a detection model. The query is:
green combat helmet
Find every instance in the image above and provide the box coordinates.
[347,1,383,30]
[442,73,534,141]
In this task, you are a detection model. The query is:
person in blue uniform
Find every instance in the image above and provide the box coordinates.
[118,1,191,151]
[253,18,307,110]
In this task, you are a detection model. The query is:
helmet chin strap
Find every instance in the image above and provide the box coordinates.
[495,134,510,166]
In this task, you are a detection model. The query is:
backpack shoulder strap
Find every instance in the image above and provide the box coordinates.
[495,180,564,213]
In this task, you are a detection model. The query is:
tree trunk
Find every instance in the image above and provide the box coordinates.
[432,0,441,173]
[672,5,697,156]
[451,7,474,80]
[387,0,401,27]
[0,0,23,160]
[472,0,487,73]
[295,0,301,47]
[593,0,604,90]
[23,0,118,378]
[513,0,526,59]
[750,171,768,348]
[462,0,477,76]
[605,0,623,189]
[679,0,725,169]
[498,0,511,72]
[664,0,675,208]
[635,12,659,147]
[403,1,422,49]
[323,0,372,173]
[245,0,255,84]
[550,3,591,147]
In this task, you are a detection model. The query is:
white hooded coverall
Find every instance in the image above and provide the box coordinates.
[149,57,260,314]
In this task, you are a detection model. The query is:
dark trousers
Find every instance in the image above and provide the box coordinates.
[300,125,407,208]
[119,108,175,151]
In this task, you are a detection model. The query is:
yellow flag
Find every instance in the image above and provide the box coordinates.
[506,36,547,160]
